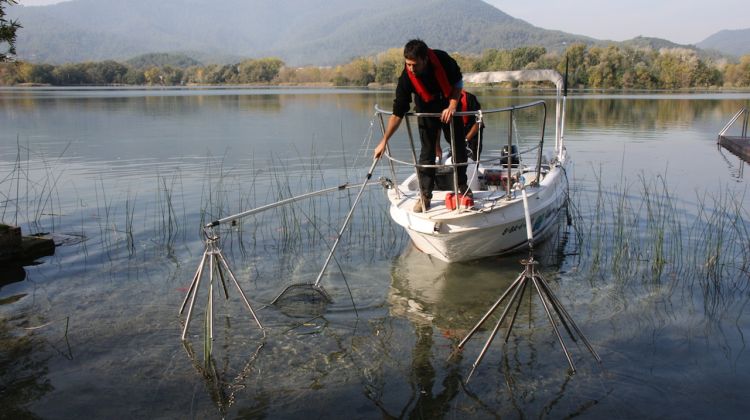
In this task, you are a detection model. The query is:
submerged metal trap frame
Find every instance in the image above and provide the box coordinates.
[178,180,374,341]
[457,188,601,381]
[179,225,265,342]
[458,255,601,381]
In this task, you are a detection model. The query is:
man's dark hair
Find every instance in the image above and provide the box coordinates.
[404,39,429,61]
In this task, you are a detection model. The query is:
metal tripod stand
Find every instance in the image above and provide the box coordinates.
[179,226,264,341]
[457,188,600,381]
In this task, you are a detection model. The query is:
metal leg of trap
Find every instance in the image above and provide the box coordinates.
[457,256,601,381]
[179,228,264,341]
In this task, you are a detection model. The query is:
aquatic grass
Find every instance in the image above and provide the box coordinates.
[573,171,750,320]
[94,176,115,260]
[0,138,67,233]
[125,191,136,255]
[199,151,233,231]
[157,173,180,247]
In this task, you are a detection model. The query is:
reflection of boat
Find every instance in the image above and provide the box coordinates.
[388,224,569,332]
[378,70,569,263]
[388,244,520,331]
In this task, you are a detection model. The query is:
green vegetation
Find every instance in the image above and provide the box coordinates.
[126,53,201,70]
[0,0,20,62]
[0,44,749,88]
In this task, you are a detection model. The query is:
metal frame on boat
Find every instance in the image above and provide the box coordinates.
[376,69,570,263]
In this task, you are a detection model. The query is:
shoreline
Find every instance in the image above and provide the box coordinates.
[4,83,750,94]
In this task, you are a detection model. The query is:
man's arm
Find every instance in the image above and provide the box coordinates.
[465,120,480,140]
[374,114,402,158]
[440,82,462,123]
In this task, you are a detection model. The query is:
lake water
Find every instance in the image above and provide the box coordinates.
[1,87,749,418]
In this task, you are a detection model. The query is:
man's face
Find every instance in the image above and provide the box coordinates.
[405,57,427,75]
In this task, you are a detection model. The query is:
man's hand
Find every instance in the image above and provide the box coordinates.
[374,139,387,159]
[440,105,456,123]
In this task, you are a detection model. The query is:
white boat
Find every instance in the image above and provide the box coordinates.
[378,69,569,263]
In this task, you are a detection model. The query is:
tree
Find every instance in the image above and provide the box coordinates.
[122,67,145,85]
[561,43,588,88]
[511,46,546,70]
[25,63,55,84]
[653,48,717,89]
[342,57,374,86]
[374,48,403,84]
[0,0,21,62]
[375,59,396,84]
[235,57,284,83]
[723,55,750,87]
[586,46,624,88]
[84,60,129,84]
[52,63,87,85]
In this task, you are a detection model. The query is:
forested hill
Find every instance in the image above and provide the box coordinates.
[10,0,594,65]
[697,28,750,57]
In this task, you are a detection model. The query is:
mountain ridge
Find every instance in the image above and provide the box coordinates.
[696,28,750,57]
[7,0,744,65]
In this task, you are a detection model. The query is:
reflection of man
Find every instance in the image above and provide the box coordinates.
[373,39,469,212]
[460,90,484,161]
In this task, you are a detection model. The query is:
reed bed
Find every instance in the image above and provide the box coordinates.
[573,170,750,315]
[3,140,747,319]
[0,138,66,232]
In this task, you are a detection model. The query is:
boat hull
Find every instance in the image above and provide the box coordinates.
[387,162,568,263]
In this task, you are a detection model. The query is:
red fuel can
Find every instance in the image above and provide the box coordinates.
[445,192,474,210]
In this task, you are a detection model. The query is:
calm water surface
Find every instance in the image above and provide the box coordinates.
[1,87,749,418]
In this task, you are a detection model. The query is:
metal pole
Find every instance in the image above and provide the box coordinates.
[216,251,265,335]
[534,103,547,187]
[531,275,576,372]
[180,250,207,314]
[467,271,530,380]
[207,184,361,228]
[208,250,214,340]
[181,251,206,341]
[457,271,526,349]
[505,109,513,200]
[504,278,529,342]
[404,116,428,210]
[536,274,601,362]
[377,113,401,199]
[449,119,460,209]
[313,157,380,288]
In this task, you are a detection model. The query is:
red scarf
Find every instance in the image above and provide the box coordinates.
[406,49,452,103]
[460,90,469,126]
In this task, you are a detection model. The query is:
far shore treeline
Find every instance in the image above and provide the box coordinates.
[1,44,749,89]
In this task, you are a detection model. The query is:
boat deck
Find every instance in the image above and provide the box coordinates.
[390,188,517,220]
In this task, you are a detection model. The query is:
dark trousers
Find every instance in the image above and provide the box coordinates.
[417,115,467,198]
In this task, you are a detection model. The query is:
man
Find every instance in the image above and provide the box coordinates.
[373,39,469,212]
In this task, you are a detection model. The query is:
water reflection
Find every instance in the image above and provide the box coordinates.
[374,221,605,416]
[181,339,265,416]
[1,89,750,417]
[388,220,571,334]
[717,138,750,180]
[0,264,26,287]
[0,317,54,418]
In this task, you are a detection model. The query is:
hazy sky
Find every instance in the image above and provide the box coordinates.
[487,0,746,44]
[16,0,749,45]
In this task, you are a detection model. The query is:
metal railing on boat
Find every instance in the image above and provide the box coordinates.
[374,100,548,207]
